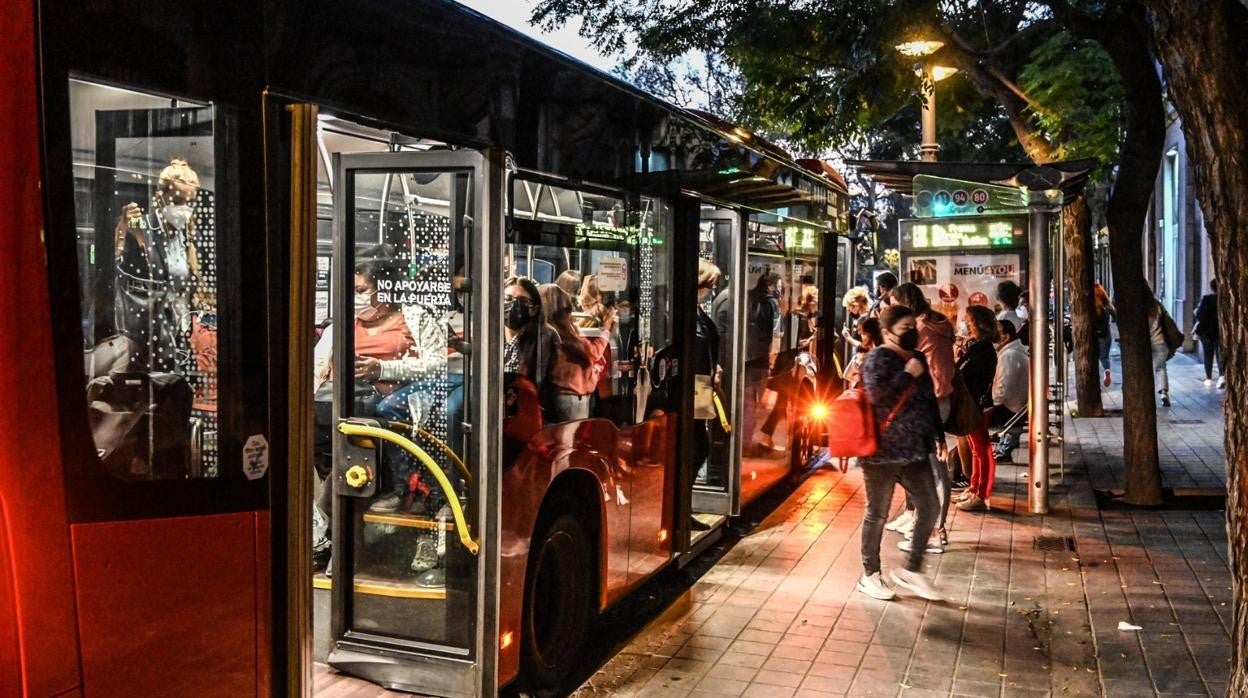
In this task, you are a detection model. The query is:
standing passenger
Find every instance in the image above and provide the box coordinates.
[539,284,606,421]
[953,306,999,513]
[693,260,722,482]
[856,305,946,602]
[886,283,955,539]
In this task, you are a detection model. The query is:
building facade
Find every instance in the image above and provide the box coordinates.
[1144,107,1214,352]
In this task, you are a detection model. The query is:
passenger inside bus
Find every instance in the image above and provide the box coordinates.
[538,283,608,422]
[692,260,723,482]
[86,156,216,480]
[112,157,203,374]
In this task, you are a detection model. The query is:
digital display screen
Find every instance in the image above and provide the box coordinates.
[900,216,1026,251]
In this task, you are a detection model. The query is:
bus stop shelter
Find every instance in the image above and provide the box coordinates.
[846,158,1095,513]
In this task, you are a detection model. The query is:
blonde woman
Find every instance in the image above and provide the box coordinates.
[841,286,871,349]
[113,157,204,372]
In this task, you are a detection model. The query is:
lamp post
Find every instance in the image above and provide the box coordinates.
[894,40,958,162]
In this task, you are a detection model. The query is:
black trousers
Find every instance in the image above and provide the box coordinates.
[1200,336,1221,380]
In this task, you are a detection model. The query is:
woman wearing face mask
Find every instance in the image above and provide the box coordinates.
[113,157,205,373]
[503,276,548,380]
[856,305,946,602]
[883,283,955,544]
[308,252,417,516]
[539,284,607,422]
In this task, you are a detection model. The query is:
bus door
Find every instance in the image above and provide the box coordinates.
[692,209,745,519]
[326,150,504,697]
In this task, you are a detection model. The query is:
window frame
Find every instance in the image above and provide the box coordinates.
[42,74,267,523]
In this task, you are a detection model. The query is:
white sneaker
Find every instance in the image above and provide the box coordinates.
[957,494,988,512]
[1218,376,1227,389]
[953,490,973,503]
[898,537,944,554]
[884,509,915,532]
[891,568,943,601]
[1204,378,1215,387]
[856,572,896,600]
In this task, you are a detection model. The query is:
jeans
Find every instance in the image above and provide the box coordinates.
[930,452,951,530]
[375,374,466,496]
[861,459,939,575]
[1200,337,1220,380]
[1152,344,1170,393]
[1097,335,1112,372]
[551,393,591,421]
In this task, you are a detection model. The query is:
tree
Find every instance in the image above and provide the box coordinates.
[1136,0,1248,687]
[533,0,1167,502]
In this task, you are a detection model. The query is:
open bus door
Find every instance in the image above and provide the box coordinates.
[323,150,504,697]
[692,209,746,519]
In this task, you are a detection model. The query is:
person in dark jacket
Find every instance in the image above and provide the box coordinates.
[693,260,722,482]
[953,305,999,512]
[855,305,946,603]
[1194,278,1222,388]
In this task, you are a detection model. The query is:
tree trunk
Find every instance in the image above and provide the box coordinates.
[1090,3,1166,505]
[1063,196,1104,417]
[1142,0,1248,689]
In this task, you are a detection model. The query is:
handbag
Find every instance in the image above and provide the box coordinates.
[943,372,980,436]
[88,370,192,480]
[693,374,716,419]
[827,383,913,458]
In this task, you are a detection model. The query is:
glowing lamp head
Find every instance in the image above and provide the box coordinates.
[930,65,959,82]
[895,39,944,57]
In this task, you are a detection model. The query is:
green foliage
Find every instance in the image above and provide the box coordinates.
[1018,32,1123,179]
[531,0,1123,175]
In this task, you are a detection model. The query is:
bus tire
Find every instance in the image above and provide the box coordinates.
[521,510,593,691]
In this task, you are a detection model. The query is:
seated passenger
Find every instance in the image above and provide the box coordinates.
[311,252,417,514]
[539,283,607,422]
[989,320,1029,455]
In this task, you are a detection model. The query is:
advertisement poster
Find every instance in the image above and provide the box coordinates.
[905,253,1022,326]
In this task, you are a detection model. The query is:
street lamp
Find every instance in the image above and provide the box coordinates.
[894,39,958,162]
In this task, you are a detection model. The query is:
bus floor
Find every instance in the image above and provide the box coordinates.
[313,662,410,697]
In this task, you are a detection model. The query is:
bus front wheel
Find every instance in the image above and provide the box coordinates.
[522,511,593,691]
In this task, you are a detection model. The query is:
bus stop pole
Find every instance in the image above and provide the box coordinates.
[1027,190,1057,514]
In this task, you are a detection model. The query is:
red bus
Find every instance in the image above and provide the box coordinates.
[0,1,850,695]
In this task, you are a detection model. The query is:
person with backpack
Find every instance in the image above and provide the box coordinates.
[855,305,946,602]
[1149,298,1184,407]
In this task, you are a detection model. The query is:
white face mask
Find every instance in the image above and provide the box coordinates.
[1017,305,1030,321]
[161,204,193,230]
[354,292,374,317]
[957,321,969,337]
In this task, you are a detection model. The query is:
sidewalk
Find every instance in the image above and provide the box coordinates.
[574,353,1231,697]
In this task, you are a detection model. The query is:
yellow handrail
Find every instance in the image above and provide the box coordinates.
[712,392,731,433]
[337,422,479,555]
[417,427,472,486]
[380,421,472,487]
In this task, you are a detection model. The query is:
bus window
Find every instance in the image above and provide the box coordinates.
[71,79,224,480]
[505,178,671,429]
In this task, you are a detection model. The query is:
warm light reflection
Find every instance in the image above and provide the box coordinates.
[500,631,514,650]
[809,402,830,421]
[658,529,669,543]
[895,39,945,57]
